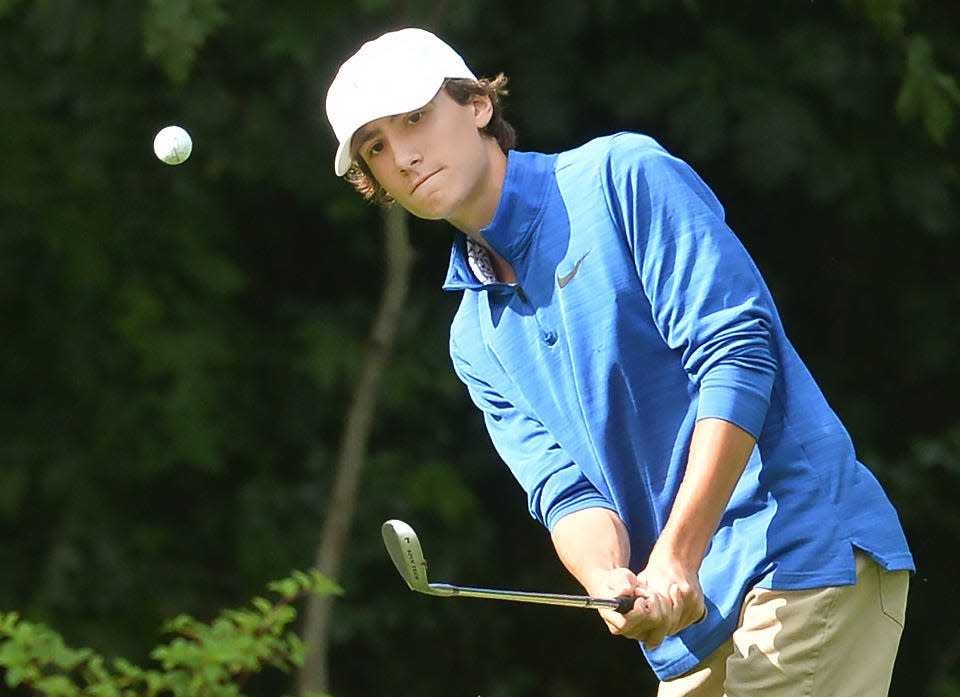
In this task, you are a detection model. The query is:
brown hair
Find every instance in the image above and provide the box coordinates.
[344,73,515,206]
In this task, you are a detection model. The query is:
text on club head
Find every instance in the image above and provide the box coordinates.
[402,536,421,582]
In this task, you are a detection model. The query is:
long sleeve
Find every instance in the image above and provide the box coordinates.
[603,136,779,437]
[450,332,615,529]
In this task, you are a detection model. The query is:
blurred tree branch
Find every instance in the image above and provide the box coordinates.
[297,205,414,696]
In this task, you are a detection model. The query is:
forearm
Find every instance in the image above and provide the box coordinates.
[550,507,631,593]
[649,417,757,570]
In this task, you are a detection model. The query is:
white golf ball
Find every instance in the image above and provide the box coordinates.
[153,125,193,165]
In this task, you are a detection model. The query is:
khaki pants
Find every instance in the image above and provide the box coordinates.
[658,551,909,697]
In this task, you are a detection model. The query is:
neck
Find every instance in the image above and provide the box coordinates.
[447,138,508,238]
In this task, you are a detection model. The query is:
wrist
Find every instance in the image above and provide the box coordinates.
[647,532,705,574]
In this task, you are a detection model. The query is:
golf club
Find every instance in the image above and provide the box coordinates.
[381,519,635,613]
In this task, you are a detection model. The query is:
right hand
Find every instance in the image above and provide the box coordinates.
[586,568,672,643]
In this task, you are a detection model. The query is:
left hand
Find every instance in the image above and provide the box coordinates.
[634,552,706,650]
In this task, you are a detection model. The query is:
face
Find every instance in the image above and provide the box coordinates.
[352,89,503,231]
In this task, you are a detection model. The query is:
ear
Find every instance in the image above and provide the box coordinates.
[471,94,494,129]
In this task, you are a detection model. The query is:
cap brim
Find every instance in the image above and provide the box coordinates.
[334,140,354,177]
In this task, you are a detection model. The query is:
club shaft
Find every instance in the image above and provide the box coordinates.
[428,583,628,611]
[381,520,633,614]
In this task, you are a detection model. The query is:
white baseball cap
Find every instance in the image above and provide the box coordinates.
[325,28,477,176]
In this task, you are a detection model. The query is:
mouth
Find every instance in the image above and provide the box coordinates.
[411,169,440,194]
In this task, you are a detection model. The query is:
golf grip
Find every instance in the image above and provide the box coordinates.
[615,595,635,614]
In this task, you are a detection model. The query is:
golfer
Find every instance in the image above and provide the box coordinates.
[325,28,914,696]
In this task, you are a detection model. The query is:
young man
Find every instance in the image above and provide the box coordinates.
[325,28,914,695]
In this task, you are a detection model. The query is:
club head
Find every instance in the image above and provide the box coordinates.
[381,519,448,596]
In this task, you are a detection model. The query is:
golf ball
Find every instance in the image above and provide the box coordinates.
[153,125,193,165]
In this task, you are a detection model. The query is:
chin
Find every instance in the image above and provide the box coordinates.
[407,194,455,221]
[408,210,446,222]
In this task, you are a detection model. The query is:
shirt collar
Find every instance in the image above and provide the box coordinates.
[442,149,557,291]
[479,149,557,261]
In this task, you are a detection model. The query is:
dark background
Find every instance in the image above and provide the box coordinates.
[1,1,958,695]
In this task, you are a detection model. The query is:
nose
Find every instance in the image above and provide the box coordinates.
[392,140,423,171]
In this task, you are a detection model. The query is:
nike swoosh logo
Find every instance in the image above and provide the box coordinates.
[557,249,592,288]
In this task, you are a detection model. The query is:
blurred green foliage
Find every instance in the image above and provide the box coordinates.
[0,1,957,696]
[0,569,337,696]
[143,0,227,84]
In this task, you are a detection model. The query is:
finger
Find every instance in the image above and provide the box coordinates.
[668,582,682,608]
[629,587,670,620]
[644,628,668,651]
[694,602,707,624]
[633,584,658,602]
[609,580,638,597]
[671,586,706,627]
[599,608,628,635]
[642,608,671,650]
[627,593,653,614]
[593,568,641,598]
[668,583,686,630]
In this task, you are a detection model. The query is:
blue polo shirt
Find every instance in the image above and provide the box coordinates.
[443,133,914,679]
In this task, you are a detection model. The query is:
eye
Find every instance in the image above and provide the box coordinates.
[367,141,384,157]
[408,110,424,125]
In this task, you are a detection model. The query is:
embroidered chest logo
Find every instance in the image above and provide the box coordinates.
[557,249,592,288]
